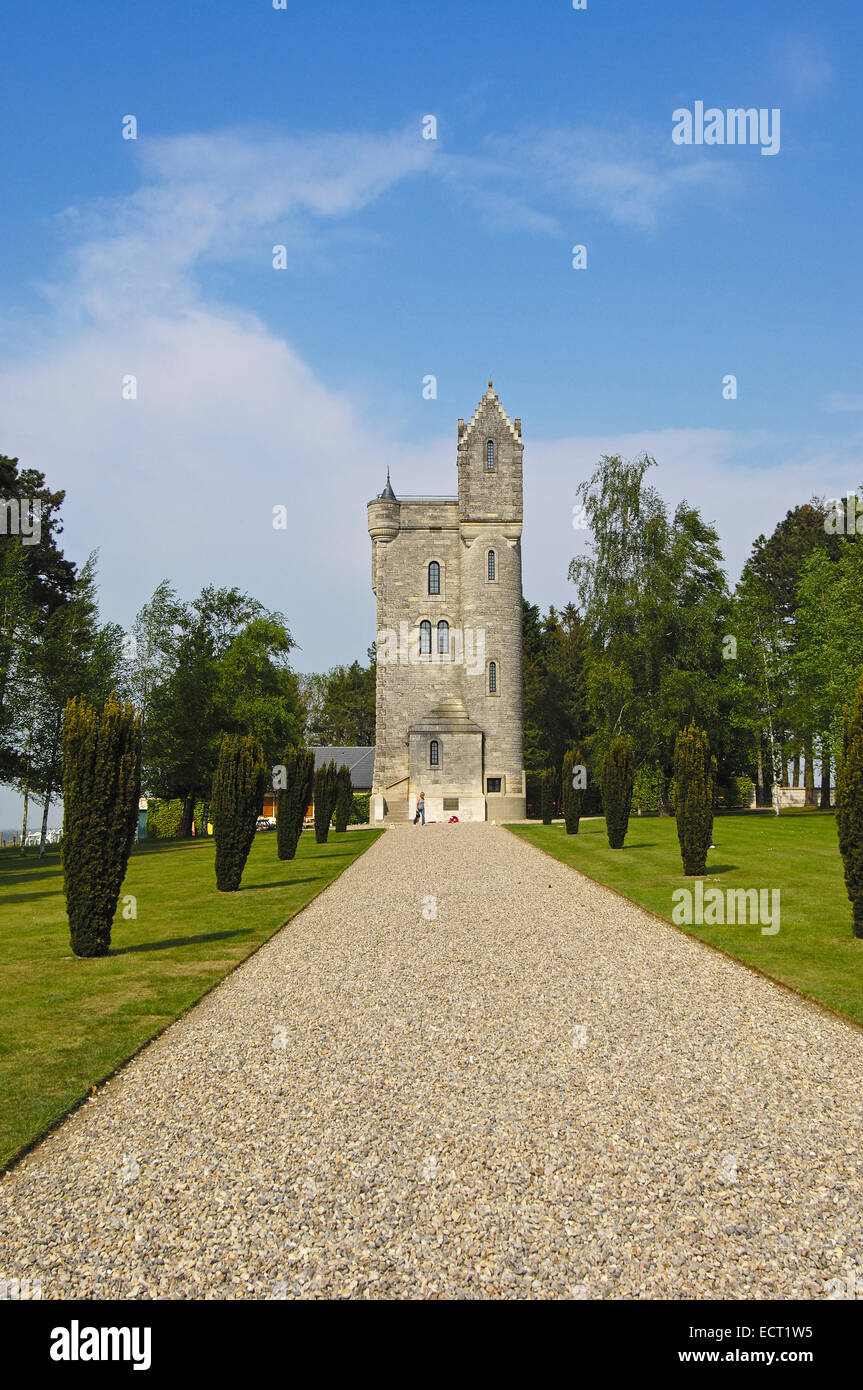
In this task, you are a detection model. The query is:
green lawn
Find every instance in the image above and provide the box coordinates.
[507,812,863,1027]
[0,828,381,1171]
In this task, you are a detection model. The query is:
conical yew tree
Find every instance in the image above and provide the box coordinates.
[561,747,585,834]
[275,747,315,861]
[836,670,863,938]
[313,760,338,844]
[211,733,266,891]
[333,764,353,833]
[601,734,634,849]
[673,722,716,876]
[62,692,142,957]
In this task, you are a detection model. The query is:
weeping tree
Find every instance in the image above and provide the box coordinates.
[673,721,716,875]
[62,692,141,958]
[561,746,586,834]
[540,768,555,824]
[836,671,863,938]
[601,734,634,849]
[313,760,338,844]
[211,733,266,891]
[333,764,353,833]
[275,747,314,861]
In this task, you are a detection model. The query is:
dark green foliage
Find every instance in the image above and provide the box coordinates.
[211,733,266,892]
[561,747,585,834]
[146,797,206,839]
[349,793,370,825]
[673,722,716,875]
[61,693,141,957]
[313,760,338,844]
[333,764,353,832]
[275,747,314,861]
[601,735,634,849]
[836,673,863,937]
[714,775,754,811]
[540,768,555,824]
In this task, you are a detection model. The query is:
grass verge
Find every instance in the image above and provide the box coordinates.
[0,829,381,1170]
[507,812,863,1027]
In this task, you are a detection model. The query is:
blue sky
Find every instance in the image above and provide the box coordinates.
[1,1,861,822]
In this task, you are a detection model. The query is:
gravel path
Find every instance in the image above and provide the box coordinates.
[2,823,862,1300]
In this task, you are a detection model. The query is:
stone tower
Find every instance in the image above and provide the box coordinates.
[368,381,526,823]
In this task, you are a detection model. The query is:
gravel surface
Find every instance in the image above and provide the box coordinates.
[2,822,862,1300]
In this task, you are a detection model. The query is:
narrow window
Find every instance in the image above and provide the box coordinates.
[487,549,496,581]
[488,661,497,693]
[437,620,449,655]
[428,560,440,595]
[430,739,439,766]
[419,620,431,655]
[486,439,495,470]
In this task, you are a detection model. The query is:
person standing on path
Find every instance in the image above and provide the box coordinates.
[414,792,425,825]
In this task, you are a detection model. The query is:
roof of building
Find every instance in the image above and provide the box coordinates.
[311,746,375,788]
[378,468,397,500]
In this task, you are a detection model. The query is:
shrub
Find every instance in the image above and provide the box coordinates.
[211,734,267,892]
[349,793,370,825]
[582,780,603,817]
[601,735,634,849]
[62,693,142,958]
[673,722,716,875]
[333,764,353,832]
[540,768,555,824]
[561,747,585,834]
[631,766,661,815]
[146,798,207,839]
[716,775,754,811]
[313,760,338,844]
[836,672,863,938]
[275,747,314,861]
[146,797,184,839]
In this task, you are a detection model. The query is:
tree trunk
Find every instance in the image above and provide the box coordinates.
[38,715,62,856]
[757,742,765,805]
[792,753,801,788]
[20,783,30,850]
[200,800,210,837]
[820,738,831,809]
[803,739,816,809]
[179,790,195,838]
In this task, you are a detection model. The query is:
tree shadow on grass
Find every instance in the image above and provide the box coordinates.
[240,876,320,892]
[0,866,64,888]
[111,928,252,955]
[4,888,66,904]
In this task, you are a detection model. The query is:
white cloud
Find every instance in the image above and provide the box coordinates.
[444,126,741,232]
[773,35,833,98]
[823,391,863,414]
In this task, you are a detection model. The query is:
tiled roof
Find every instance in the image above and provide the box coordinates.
[311,746,375,789]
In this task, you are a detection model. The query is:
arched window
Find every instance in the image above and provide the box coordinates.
[419,620,432,655]
[437,620,449,655]
[428,561,440,595]
[430,739,439,766]
[488,661,497,693]
[487,549,496,581]
[486,439,495,470]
